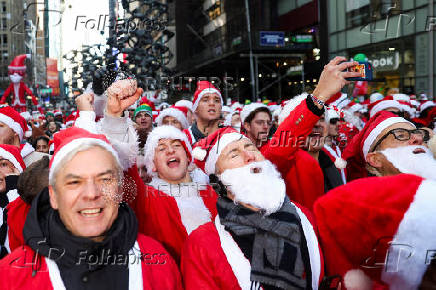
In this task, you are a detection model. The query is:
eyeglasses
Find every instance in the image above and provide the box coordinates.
[371,128,430,152]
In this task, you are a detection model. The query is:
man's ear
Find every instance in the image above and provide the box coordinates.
[243,122,250,133]
[48,185,58,209]
[366,152,383,170]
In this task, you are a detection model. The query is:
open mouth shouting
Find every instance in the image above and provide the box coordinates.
[412,148,426,154]
[167,157,181,168]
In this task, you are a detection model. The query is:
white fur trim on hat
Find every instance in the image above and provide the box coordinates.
[155,107,190,129]
[0,147,23,173]
[0,113,24,140]
[240,103,267,124]
[370,100,403,117]
[175,99,193,112]
[204,132,247,175]
[362,117,413,159]
[381,179,436,288]
[49,138,121,183]
[420,101,435,112]
[192,88,223,111]
[370,93,384,103]
[278,94,307,125]
[143,125,192,176]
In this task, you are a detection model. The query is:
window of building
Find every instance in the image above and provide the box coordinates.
[1,2,6,13]
[2,34,6,48]
[346,0,401,29]
[206,1,222,21]
[1,17,6,30]
[277,0,313,16]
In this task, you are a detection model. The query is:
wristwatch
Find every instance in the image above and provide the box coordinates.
[310,94,325,107]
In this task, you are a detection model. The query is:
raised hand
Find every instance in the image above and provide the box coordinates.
[313,56,362,102]
[106,87,144,117]
[75,92,95,112]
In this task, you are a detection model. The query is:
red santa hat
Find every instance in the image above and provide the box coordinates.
[174,99,193,112]
[139,97,156,111]
[155,106,190,129]
[420,101,435,113]
[192,81,223,112]
[369,99,403,117]
[342,111,413,169]
[0,144,26,173]
[314,173,436,289]
[240,103,268,124]
[49,127,121,184]
[143,125,192,176]
[0,106,30,140]
[54,110,63,117]
[8,54,30,72]
[65,114,76,127]
[192,127,248,175]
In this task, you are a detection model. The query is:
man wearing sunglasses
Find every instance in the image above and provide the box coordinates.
[342,111,436,181]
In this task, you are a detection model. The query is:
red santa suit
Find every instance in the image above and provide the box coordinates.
[0,54,41,113]
[182,203,324,289]
[6,197,30,252]
[260,96,326,212]
[0,234,182,290]
[129,168,218,264]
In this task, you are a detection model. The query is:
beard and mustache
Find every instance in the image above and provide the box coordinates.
[380,145,436,180]
[219,160,286,216]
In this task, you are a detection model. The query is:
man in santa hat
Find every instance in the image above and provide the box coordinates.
[0,54,42,113]
[240,103,273,149]
[183,127,324,289]
[133,104,153,133]
[342,110,435,181]
[0,144,25,258]
[0,106,48,166]
[314,173,436,289]
[184,80,223,144]
[0,127,182,289]
[155,105,190,130]
[175,99,195,125]
[130,125,217,264]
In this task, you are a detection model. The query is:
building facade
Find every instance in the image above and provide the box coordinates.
[328,0,435,97]
[174,0,322,102]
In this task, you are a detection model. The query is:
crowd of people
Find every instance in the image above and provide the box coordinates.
[0,56,435,289]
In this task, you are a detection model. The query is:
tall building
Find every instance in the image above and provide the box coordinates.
[327,0,433,96]
[174,0,322,102]
[0,0,26,89]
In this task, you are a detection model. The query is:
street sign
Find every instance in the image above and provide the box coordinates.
[292,35,313,43]
[260,31,285,47]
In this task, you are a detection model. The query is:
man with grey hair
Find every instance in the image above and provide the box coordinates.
[0,119,182,288]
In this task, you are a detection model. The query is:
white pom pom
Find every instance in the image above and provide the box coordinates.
[24,130,32,138]
[192,147,207,161]
[334,157,347,169]
[428,135,436,159]
[343,269,373,290]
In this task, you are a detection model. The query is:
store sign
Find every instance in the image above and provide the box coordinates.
[367,51,400,72]
[292,35,313,43]
[260,31,285,47]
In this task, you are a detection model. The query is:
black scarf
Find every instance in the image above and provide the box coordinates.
[0,175,19,258]
[217,196,312,290]
[190,122,206,144]
[24,188,138,290]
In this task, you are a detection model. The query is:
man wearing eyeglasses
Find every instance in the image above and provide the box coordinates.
[240,103,273,149]
[342,111,436,181]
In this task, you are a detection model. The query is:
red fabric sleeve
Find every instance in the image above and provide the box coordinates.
[0,84,13,104]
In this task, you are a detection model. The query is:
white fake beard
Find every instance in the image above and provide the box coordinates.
[380,145,436,180]
[219,160,286,216]
[9,73,22,83]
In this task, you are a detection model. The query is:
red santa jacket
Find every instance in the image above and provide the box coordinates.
[181,203,324,290]
[0,233,182,290]
[0,82,39,107]
[6,197,30,252]
[128,166,218,264]
[261,98,325,212]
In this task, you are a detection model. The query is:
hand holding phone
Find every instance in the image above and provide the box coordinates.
[345,61,373,81]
